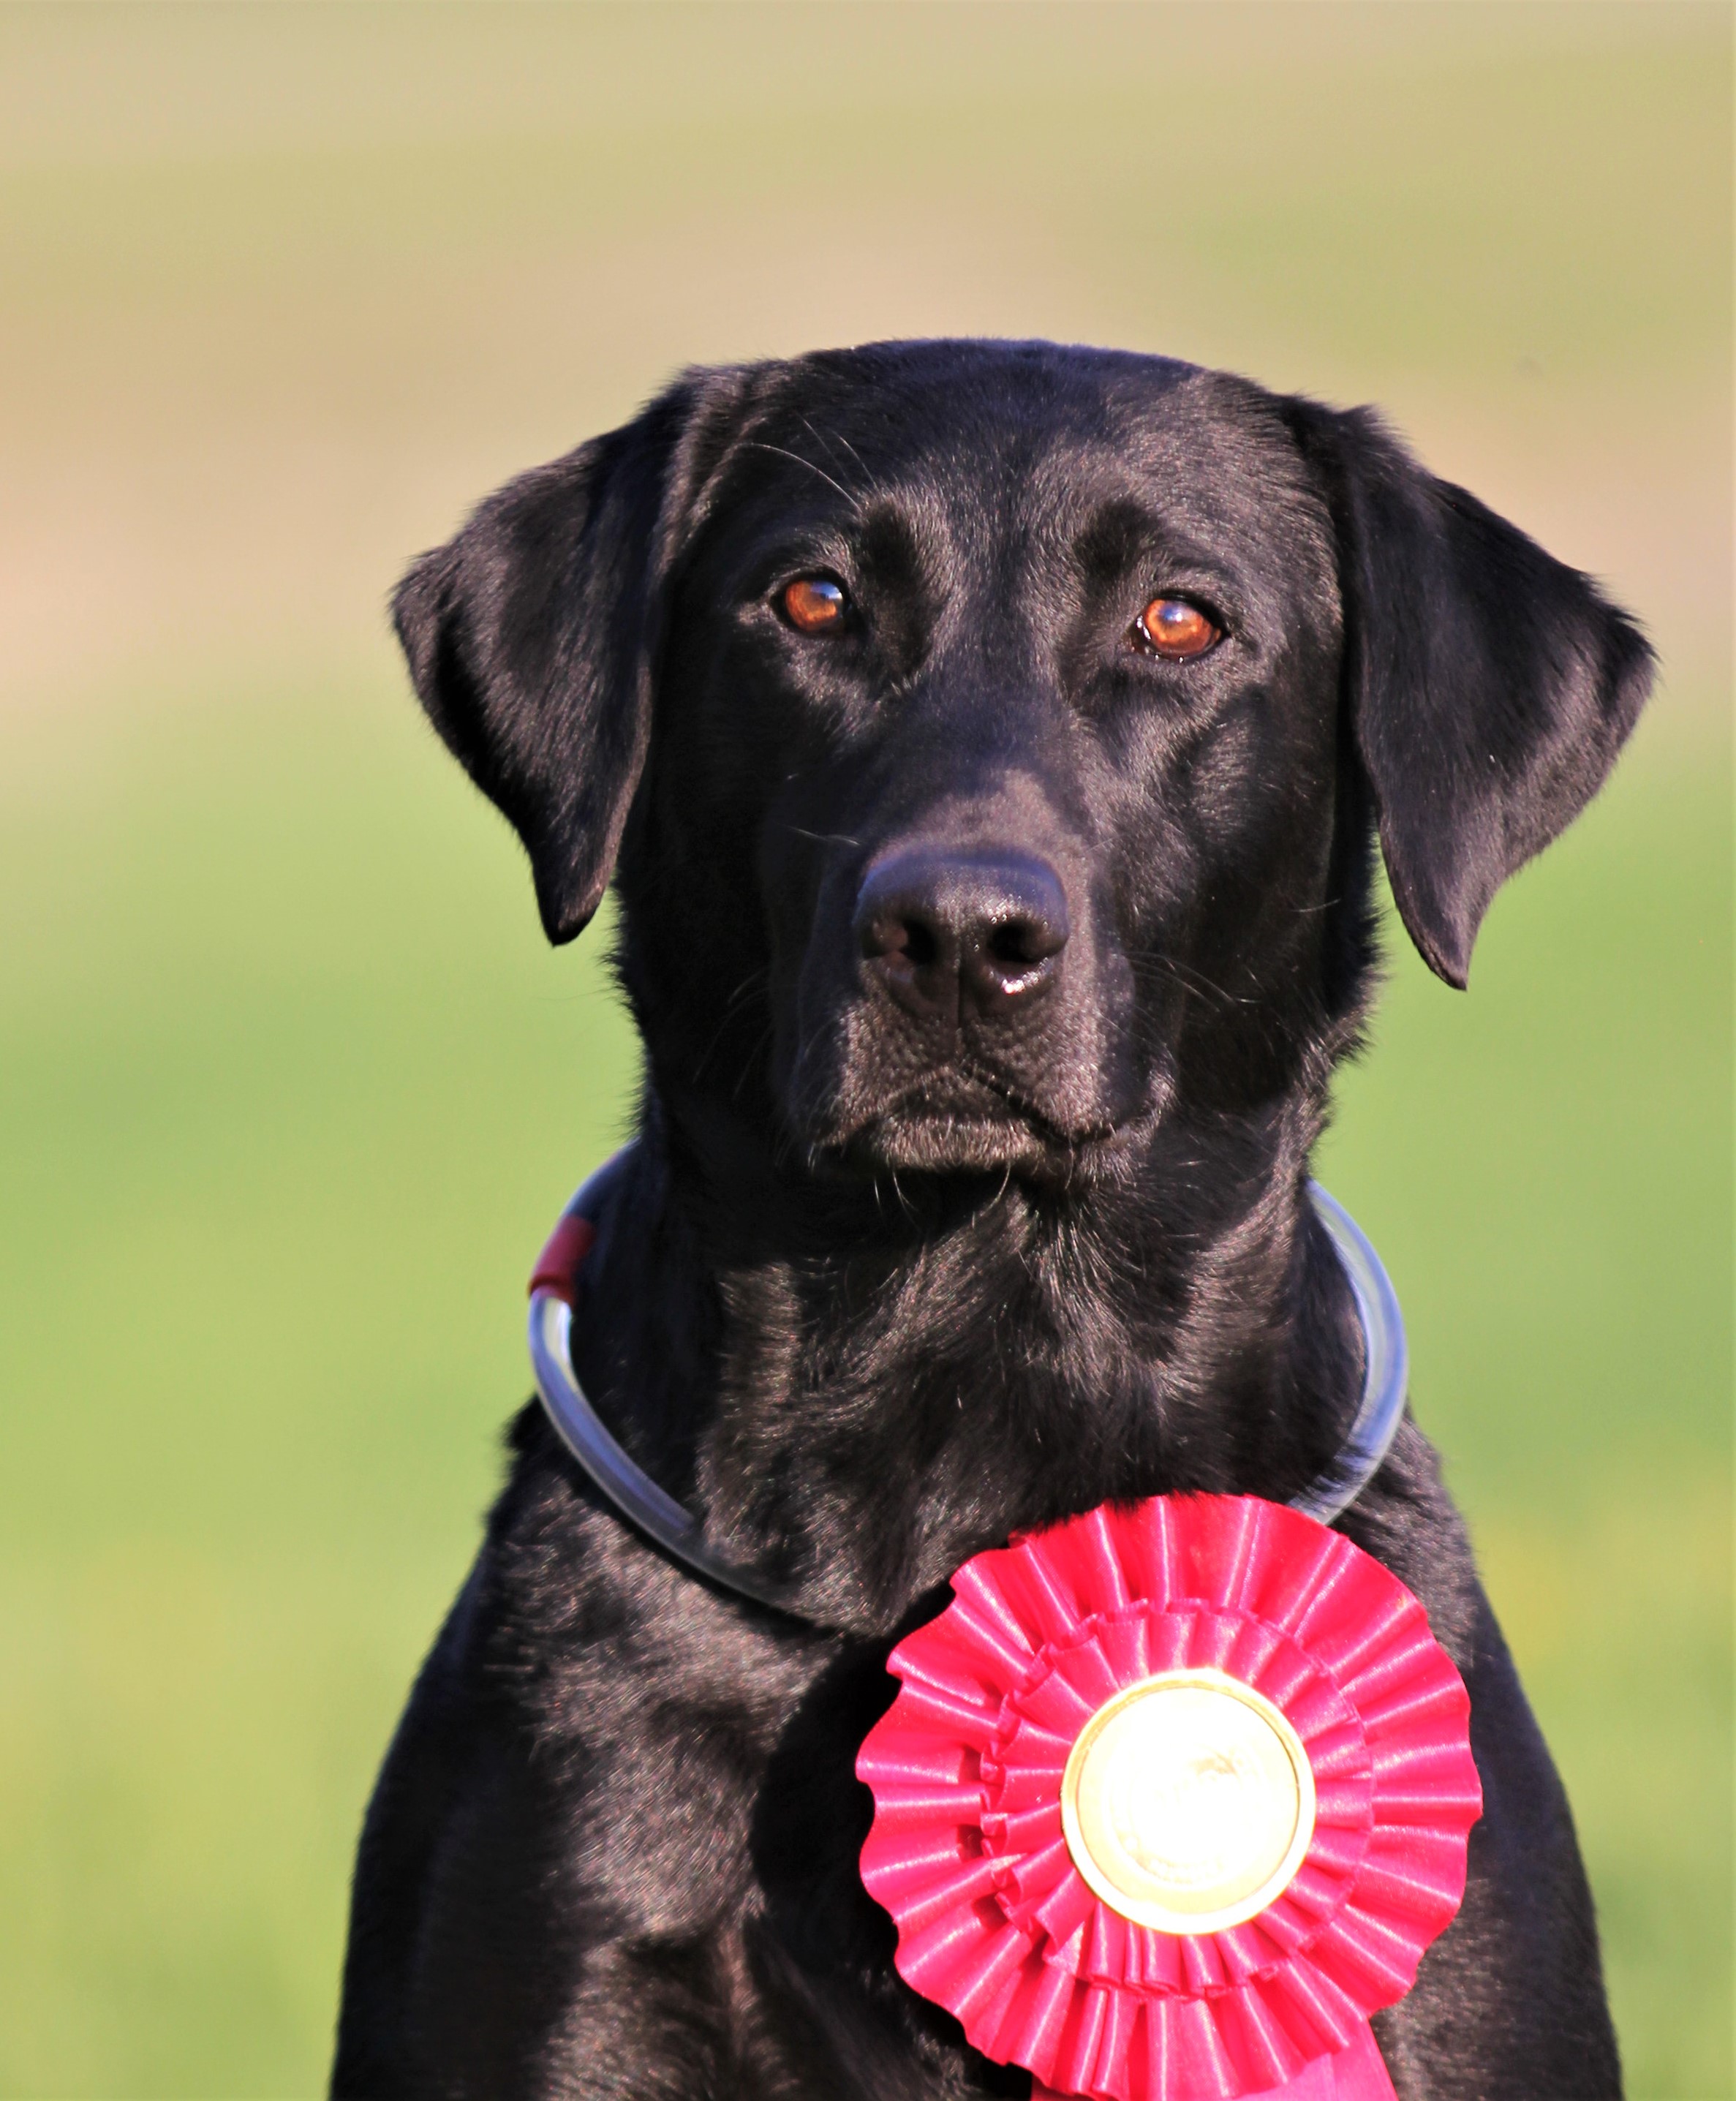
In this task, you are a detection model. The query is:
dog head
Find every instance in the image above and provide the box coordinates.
[395,342,1650,1191]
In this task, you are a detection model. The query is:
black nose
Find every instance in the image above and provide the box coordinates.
[853,847,1070,1022]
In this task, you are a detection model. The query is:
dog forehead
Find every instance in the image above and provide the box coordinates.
[769,336,1199,437]
[702,343,1326,584]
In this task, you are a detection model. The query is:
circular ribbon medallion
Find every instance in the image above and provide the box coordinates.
[1060,1667,1316,1934]
[858,1495,1484,2101]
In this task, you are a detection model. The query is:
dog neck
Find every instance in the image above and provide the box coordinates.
[562,1092,1366,1633]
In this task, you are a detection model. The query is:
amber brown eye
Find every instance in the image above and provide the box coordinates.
[1134,597,1220,659]
[778,576,849,634]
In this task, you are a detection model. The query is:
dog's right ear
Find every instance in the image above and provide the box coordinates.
[393,374,739,943]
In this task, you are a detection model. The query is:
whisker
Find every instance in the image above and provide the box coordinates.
[799,417,866,489]
[826,426,869,477]
[741,441,856,507]
[691,965,771,1082]
[1129,952,1252,1009]
[785,825,863,848]
[730,1022,777,1104]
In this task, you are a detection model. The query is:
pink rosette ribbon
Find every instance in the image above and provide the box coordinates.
[857,1495,1482,2101]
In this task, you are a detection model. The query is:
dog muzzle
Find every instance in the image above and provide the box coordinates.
[525,1147,1476,2100]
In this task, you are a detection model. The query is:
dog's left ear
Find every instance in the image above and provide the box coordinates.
[392,369,747,944]
[1286,401,1655,987]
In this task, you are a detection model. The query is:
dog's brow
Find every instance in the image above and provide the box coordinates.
[800,416,869,484]
[741,440,858,507]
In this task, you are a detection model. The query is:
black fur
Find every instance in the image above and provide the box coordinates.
[335,342,1651,2099]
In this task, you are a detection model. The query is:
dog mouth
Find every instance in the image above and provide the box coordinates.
[812,1063,1135,1182]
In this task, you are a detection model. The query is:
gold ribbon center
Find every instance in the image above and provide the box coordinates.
[1059,1667,1316,1934]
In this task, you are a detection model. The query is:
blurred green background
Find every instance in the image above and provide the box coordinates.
[1,5,1729,2094]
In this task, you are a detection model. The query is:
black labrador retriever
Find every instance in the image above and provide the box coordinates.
[333,341,1650,2100]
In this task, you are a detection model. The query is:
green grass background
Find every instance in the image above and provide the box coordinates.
[0,7,1729,2095]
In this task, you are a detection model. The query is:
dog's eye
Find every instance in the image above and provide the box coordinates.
[777,576,850,635]
[1133,597,1220,660]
